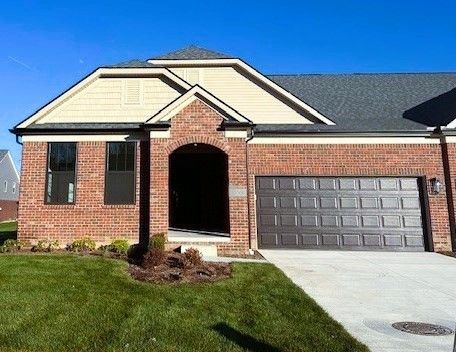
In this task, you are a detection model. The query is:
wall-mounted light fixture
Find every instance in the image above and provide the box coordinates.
[430,178,442,194]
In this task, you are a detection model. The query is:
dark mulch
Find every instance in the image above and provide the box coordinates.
[439,251,456,258]
[129,251,232,283]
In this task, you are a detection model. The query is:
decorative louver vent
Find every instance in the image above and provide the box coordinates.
[123,80,142,105]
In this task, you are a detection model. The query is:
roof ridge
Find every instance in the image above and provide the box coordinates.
[151,45,233,60]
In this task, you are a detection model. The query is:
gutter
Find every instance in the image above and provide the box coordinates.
[253,129,439,138]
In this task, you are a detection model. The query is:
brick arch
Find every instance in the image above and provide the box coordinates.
[165,136,230,155]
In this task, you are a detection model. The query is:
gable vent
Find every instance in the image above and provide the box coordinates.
[123,80,142,105]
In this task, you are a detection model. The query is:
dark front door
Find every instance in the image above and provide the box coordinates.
[256,176,428,251]
[169,144,229,233]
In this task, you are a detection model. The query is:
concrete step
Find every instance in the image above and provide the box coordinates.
[169,243,218,257]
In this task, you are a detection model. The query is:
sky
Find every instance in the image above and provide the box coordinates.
[1,0,455,169]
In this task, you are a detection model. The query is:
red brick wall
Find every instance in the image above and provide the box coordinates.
[247,143,453,251]
[17,119,456,253]
[150,99,250,255]
[0,200,18,222]
[18,141,141,245]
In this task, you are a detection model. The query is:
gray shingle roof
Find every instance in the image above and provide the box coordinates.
[152,45,233,60]
[107,60,156,68]
[0,150,7,162]
[267,73,456,131]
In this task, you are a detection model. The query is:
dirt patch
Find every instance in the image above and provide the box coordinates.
[439,251,456,258]
[129,251,232,284]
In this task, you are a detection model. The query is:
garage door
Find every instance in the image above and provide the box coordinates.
[256,177,427,251]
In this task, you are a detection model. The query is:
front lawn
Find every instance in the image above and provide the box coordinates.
[0,255,368,352]
[0,221,17,245]
[0,220,17,233]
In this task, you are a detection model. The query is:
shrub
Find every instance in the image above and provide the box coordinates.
[99,239,130,254]
[68,237,96,252]
[184,248,203,267]
[0,239,26,253]
[142,248,166,269]
[32,240,60,252]
[149,233,166,250]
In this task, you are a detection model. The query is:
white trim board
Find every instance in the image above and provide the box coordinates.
[248,136,441,145]
[21,134,145,142]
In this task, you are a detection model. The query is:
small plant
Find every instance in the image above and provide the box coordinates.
[142,248,166,269]
[0,239,26,253]
[149,233,166,251]
[68,236,96,252]
[32,239,60,252]
[184,248,203,267]
[99,239,130,254]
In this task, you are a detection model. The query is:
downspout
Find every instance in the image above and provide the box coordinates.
[15,134,23,146]
[439,126,456,251]
[245,128,255,255]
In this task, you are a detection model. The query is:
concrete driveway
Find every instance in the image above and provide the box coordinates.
[260,250,456,352]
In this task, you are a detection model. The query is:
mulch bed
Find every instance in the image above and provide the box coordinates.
[439,251,456,258]
[129,251,232,284]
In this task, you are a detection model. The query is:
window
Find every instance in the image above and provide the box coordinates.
[45,143,77,204]
[3,181,6,192]
[105,142,136,204]
[12,182,16,194]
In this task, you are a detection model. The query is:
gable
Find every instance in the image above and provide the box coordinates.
[168,66,317,124]
[15,68,191,129]
[34,77,182,124]
[146,85,251,124]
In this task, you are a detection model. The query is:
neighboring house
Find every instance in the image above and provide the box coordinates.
[0,150,19,222]
[10,45,456,255]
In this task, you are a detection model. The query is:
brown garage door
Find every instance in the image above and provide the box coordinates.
[256,177,428,251]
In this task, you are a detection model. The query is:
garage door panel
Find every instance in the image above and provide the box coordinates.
[281,233,299,246]
[256,177,426,251]
[298,178,317,190]
[384,234,403,246]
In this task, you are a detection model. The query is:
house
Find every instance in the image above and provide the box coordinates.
[0,150,19,222]
[11,46,456,255]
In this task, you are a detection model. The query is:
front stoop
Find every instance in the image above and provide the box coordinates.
[167,242,218,257]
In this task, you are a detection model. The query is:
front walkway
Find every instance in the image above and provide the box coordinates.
[260,250,456,352]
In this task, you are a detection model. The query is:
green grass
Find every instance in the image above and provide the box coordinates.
[0,221,17,245]
[0,220,17,233]
[0,255,368,352]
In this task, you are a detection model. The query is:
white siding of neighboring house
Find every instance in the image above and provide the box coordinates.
[0,153,19,202]
[35,77,182,124]
[170,66,314,124]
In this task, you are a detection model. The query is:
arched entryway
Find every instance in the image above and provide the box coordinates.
[169,143,230,235]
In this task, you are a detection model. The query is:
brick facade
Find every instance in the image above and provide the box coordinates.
[18,141,141,244]
[150,99,250,255]
[247,143,453,251]
[16,102,455,253]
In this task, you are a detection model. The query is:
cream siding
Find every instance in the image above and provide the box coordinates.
[170,66,313,124]
[36,77,181,124]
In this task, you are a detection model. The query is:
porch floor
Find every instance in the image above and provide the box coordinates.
[168,228,230,243]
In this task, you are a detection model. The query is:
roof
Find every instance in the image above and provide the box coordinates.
[268,73,456,131]
[0,150,8,163]
[108,60,155,68]
[152,45,233,60]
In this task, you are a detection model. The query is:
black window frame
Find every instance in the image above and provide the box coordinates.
[104,142,137,205]
[45,142,77,205]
